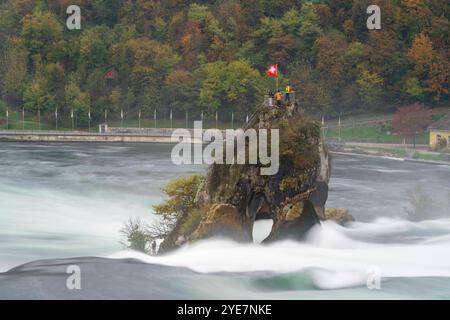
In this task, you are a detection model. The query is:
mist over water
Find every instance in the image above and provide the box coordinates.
[0,143,204,271]
[0,143,449,299]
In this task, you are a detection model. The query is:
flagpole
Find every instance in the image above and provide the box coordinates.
[88,109,91,132]
[276,64,279,91]
[55,107,58,130]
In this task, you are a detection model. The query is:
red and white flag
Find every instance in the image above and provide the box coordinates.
[266,64,278,77]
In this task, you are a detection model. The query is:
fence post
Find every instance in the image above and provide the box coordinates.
[321,116,325,139]
[138,110,141,129]
[338,116,341,143]
[231,112,234,129]
[71,109,74,131]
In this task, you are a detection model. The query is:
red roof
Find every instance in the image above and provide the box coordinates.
[104,69,118,80]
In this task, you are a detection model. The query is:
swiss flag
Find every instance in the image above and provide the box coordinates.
[266,64,278,77]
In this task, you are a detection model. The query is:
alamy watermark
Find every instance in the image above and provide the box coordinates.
[65,4,380,31]
[66,265,81,290]
[171,121,280,176]
[66,5,81,30]
[367,5,382,30]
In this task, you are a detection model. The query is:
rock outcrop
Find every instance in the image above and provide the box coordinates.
[159,103,331,252]
[324,208,355,225]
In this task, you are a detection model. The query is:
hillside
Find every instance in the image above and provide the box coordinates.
[0,0,448,126]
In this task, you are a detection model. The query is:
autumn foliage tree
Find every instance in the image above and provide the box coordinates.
[392,103,433,148]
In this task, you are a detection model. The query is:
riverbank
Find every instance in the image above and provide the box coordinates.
[330,143,450,166]
[0,129,203,144]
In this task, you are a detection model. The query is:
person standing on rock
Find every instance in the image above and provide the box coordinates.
[285,84,293,103]
[275,90,283,108]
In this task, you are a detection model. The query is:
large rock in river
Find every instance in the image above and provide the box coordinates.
[159,104,330,252]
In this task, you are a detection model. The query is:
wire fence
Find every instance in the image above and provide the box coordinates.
[0,109,251,132]
[0,108,432,146]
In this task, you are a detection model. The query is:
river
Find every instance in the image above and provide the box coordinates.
[0,142,449,299]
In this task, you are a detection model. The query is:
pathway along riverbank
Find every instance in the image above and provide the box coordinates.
[0,128,202,144]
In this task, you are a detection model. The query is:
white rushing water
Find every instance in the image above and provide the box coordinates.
[111,218,450,288]
[0,142,449,299]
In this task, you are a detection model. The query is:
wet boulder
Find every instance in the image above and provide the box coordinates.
[324,208,355,225]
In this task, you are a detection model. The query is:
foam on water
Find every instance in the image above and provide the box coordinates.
[110,218,450,289]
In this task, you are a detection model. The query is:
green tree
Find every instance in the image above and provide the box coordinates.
[0,37,28,105]
[153,175,203,221]
[21,10,64,65]
[356,69,384,109]
[298,2,322,43]
[23,77,56,112]
[404,76,424,101]
[79,26,113,70]
[199,60,263,116]
[65,82,90,124]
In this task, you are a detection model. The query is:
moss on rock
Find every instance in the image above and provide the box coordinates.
[324,208,355,225]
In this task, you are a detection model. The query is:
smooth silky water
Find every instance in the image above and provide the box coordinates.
[0,142,449,299]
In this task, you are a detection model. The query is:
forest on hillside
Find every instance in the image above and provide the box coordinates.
[0,0,448,125]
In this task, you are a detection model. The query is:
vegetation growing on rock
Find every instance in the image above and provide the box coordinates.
[153,174,204,222]
[324,208,355,225]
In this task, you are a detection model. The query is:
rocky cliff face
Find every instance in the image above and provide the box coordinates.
[159,104,330,253]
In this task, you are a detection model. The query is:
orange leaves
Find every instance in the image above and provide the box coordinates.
[407,33,448,101]
[407,33,435,73]
[425,58,450,102]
